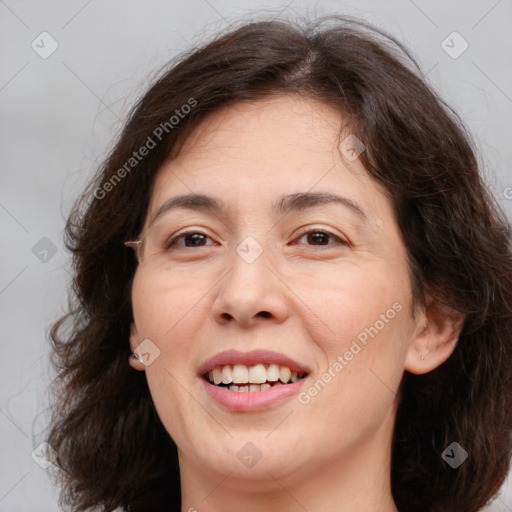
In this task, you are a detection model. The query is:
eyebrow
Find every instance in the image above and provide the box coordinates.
[150,192,368,226]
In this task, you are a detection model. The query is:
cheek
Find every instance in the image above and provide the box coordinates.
[294,263,411,422]
[131,267,208,343]
[131,269,208,439]
[130,268,210,420]
[292,260,409,355]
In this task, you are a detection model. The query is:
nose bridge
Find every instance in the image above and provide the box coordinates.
[232,236,271,290]
[212,234,288,325]
[227,234,273,300]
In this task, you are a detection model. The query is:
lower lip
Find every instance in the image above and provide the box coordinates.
[201,378,308,412]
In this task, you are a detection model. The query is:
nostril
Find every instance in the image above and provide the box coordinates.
[258,311,271,318]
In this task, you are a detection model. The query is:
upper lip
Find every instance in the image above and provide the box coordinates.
[198,349,311,377]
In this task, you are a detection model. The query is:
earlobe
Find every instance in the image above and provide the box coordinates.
[404,295,465,375]
[128,322,146,371]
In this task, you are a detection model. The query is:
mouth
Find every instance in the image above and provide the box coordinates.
[203,363,308,392]
[198,350,310,411]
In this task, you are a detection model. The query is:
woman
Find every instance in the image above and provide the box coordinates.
[47,15,512,512]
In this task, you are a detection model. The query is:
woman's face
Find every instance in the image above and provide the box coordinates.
[129,95,425,491]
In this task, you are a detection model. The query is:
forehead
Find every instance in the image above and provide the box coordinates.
[148,95,390,222]
[174,95,345,169]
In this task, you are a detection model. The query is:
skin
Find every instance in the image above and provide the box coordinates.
[129,95,464,512]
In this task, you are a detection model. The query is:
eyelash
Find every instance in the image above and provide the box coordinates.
[165,228,350,249]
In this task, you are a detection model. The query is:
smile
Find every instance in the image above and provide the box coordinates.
[199,350,310,411]
[205,363,307,392]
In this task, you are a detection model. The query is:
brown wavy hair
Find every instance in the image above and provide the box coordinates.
[46,15,512,512]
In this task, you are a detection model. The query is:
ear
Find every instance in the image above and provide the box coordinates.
[405,294,465,375]
[128,322,146,371]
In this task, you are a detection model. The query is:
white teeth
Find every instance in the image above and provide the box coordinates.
[212,367,222,385]
[267,364,280,381]
[232,364,249,384]
[248,363,267,384]
[279,366,291,383]
[221,365,233,384]
[207,363,306,389]
[228,383,272,392]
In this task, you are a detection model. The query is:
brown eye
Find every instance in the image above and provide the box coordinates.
[166,231,216,249]
[294,230,349,247]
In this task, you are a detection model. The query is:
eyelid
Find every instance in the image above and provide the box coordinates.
[292,225,351,247]
[166,226,350,249]
[166,229,218,248]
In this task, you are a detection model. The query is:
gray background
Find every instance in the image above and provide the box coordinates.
[1,1,511,510]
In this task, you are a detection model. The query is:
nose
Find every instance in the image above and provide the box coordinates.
[211,243,289,329]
